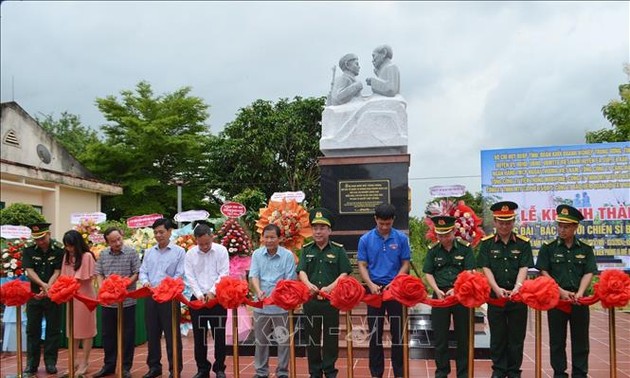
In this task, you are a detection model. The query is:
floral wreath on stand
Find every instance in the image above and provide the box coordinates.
[425,199,485,247]
[217,218,254,278]
[1,239,27,279]
[73,217,107,259]
[255,198,312,258]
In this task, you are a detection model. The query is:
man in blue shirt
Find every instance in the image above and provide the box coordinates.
[358,203,410,378]
[138,218,186,378]
[249,224,297,378]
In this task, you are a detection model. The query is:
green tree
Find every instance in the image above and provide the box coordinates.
[409,216,429,277]
[586,65,630,143]
[37,111,101,160]
[210,96,326,207]
[82,81,215,219]
[0,203,46,226]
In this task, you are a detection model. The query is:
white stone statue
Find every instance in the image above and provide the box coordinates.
[366,45,400,97]
[320,45,407,157]
[329,53,363,106]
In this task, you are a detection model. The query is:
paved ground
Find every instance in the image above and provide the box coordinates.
[1,308,628,377]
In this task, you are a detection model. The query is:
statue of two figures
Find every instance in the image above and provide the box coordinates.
[321,45,408,156]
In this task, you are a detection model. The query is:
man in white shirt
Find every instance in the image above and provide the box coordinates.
[184,223,229,378]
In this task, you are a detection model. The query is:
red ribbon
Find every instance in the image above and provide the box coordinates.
[152,277,185,303]
[595,269,630,309]
[215,276,251,309]
[454,271,491,308]
[325,276,365,311]
[97,274,131,305]
[48,275,100,311]
[0,280,34,306]
[263,280,311,310]
[382,274,428,307]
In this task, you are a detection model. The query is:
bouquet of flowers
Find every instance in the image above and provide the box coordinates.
[217,218,253,278]
[1,239,27,278]
[175,234,196,251]
[127,227,154,259]
[255,199,312,252]
[425,199,485,247]
[217,218,253,258]
[73,218,101,244]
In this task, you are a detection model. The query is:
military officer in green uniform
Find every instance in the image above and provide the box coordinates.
[423,215,475,378]
[21,223,64,375]
[535,205,596,378]
[478,201,533,378]
[297,208,352,378]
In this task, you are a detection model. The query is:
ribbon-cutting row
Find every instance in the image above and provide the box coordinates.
[2,269,629,313]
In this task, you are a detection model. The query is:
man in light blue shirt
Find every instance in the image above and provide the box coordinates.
[249,224,297,378]
[138,218,186,378]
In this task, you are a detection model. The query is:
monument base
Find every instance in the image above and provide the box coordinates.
[319,154,410,258]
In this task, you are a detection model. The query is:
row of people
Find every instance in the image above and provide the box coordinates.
[19,201,595,378]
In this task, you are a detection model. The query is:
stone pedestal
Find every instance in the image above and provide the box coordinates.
[319,154,410,257]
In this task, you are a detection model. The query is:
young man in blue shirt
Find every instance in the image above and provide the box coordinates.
[357,203,410,378]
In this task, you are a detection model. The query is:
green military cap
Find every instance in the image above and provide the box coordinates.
[431,216,456,234]
[490,201,518,221]
[309,207,334,228]
[556,204,584,224]
[28,222,51,239]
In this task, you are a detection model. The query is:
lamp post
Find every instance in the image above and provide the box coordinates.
[173,178,184,227]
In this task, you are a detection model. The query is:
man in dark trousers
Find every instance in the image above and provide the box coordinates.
[22,222,64,375]
[297,208,352,378]
[358,203,410,378]
[535,204,596,378]
[423,216,475,378]
[478,201,533,378]
[94,227,141,378]
[138,218,186,378]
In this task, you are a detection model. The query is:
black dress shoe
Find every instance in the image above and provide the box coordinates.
[143,370,162,378]
[46,364,58,374]
[93,367,115,377]
[23,365,38,375]
[215,372,226,378]
[192,372,210,378]
[122,371,133,378]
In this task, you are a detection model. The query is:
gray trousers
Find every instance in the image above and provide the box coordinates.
[253,311,290,377]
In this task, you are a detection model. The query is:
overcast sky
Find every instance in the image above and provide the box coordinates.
[1,1,628,217]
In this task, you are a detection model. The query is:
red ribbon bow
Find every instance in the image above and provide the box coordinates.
[0,280,34,306]
[595,269,630,309]
[454,271,491,308]
[383,274,428,307]
[265,280,310,310]
[97,274,132,305]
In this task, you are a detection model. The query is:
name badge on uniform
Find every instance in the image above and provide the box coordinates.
[511,250,521,255]
[454,255,464,260]
[33,256,42,261]
[553,253,564,258]
[47,256,56,261]
[306,254,315,258]
[326,254,335,259]
[490,250,501,255]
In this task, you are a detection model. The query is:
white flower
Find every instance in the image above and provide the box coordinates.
[2,252,9,259]
[10,262,17,269]
[3,263,10,268]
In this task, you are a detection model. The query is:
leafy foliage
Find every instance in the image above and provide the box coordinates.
[81,81,215,219]
[0,203,46,226]
[37,112,101,160]
[409,216,429,277]
[210,96,326,207]
[586,66,630,143]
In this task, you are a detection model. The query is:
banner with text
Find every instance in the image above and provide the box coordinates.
[481,142,629,257]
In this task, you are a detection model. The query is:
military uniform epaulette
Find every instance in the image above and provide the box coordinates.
[456,238,471,247]
[544,239,556,246]
[515,234,530,242]
[429,241,440,249]
[331,241,344,248]
[302,241,314,247]
[481,234,495,242]
[51,239,64,249]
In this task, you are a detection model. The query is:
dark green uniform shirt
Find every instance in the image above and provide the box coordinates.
[477,233,534,289]
[297,240,352,288]
[21,240,64,293]
[423,238,475,289]
[535,237,597,291]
